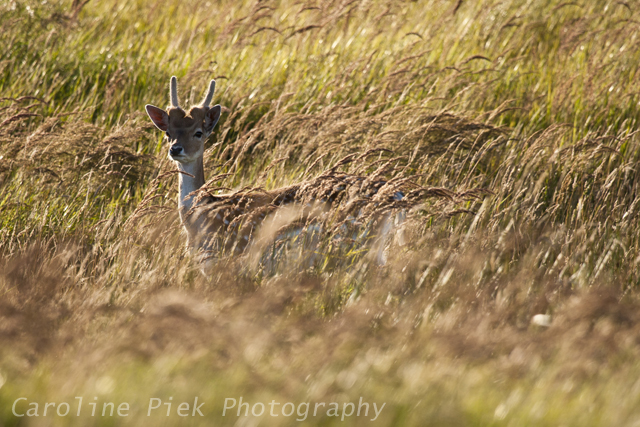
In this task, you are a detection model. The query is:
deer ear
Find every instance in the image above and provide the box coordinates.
[204,105,222,133]
[145,104,169,131]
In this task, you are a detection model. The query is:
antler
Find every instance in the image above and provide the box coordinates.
[201,80,216,108]
[170,76,180,108]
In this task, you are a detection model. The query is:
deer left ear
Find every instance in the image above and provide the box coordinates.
[145,104,169,131]
[204,105,221,134]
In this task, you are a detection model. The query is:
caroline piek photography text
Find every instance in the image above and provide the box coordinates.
[11,396,385,422]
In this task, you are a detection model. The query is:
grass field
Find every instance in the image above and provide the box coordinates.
[2,0,640,425]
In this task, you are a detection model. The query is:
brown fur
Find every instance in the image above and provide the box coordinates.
[185,171,450,256]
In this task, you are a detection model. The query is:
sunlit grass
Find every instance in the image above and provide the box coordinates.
[1,0,640,425]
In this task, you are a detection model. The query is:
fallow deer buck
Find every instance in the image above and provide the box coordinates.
[146,77,458,262]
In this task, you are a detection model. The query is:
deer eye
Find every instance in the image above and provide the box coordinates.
[194,131,203,138]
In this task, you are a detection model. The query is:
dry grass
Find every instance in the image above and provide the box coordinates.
[2,0,640,425]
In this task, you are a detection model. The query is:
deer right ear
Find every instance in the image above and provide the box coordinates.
[145,104,169,131]
[204,105,222,134]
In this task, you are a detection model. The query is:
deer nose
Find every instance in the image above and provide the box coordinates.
[169,145,183,157]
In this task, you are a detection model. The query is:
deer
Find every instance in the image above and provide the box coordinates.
[145,77,457,264]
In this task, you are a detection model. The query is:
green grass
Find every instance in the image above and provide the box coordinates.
[2,0,640,425]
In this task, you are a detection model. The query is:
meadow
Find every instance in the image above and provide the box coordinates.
[2,0,640,425]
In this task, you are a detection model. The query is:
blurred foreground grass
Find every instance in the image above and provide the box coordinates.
[2,0,640,425]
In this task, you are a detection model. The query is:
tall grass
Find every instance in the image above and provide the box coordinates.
[1,0,640,425]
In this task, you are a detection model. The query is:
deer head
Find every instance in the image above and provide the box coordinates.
[145,76,222,164]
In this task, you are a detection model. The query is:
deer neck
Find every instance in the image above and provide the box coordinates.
[177,156,205,216]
